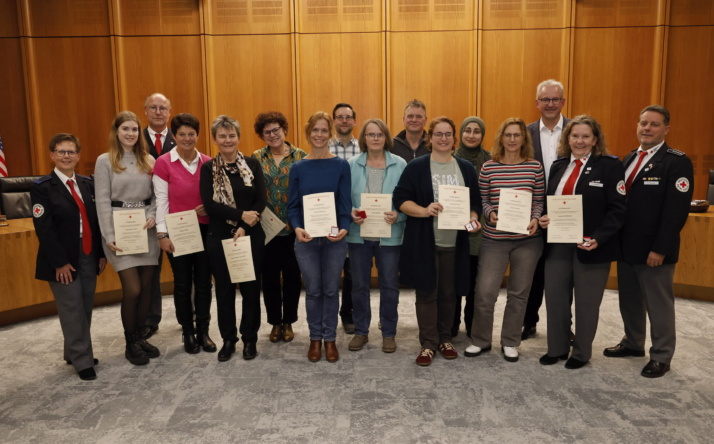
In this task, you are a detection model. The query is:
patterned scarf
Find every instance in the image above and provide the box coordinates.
[212,151,254,227]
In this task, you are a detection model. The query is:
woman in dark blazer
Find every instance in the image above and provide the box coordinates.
[200,115,266,362]
[538,115,626,369]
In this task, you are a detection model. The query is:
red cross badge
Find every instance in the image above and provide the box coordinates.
[32,204,44,218]
[616,180,626,195]
[675,177,690,192]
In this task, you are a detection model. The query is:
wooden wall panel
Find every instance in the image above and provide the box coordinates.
[0,0,20,37]
[113,0,200,36]
[297,32,384,148]
[24,37,116,176]
[21,0,110,36]
[205,34,296,155]
[664,26,714,200]
[389,0,474,32]
[298,0,382,33]
[0,38,32,176]
[570,27,661,160]
[204,0,292,35]
[670,0,714,26]
[574,0,665,28]
[478,29,569,143]
[481,0,569,30]
[388,31,472,133]
[115,36,208,153]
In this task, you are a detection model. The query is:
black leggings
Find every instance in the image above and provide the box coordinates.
[118,265,155,334]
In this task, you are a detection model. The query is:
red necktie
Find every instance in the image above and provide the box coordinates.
[67,179,92,255]
[155,133,162,155]
[625,151,647,191]
[562,159,583,195]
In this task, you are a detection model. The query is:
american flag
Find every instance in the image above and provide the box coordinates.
[0,136,7,177]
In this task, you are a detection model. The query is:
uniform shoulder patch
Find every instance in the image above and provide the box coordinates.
[616,180,626,195]
[667,148,685,156]
[34,175,51,184]
[32,203,45,218]
[675,177,690,192]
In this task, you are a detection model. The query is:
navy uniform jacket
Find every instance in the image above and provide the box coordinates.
[620,143,694,264]
[143,127,176,159]
[547,155,626,264]
[31,172,105,281]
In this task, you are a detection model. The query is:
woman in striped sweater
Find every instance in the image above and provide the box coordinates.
[466,118,545,363]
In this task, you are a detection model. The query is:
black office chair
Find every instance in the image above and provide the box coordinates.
[0,176,43,219]
[708,169,714,203]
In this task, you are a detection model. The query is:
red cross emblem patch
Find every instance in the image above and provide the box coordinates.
[32,204,44,218]
[675,177,690,192]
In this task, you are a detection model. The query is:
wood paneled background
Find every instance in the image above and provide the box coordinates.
[0,0,712,199]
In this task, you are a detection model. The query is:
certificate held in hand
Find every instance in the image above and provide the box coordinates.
[546,195,583,243]
[165,210,204,257]
[260,207,287,245]
[360,193,392,238]
[221,236,256,283]
[495,189,532,235]
[437,185,470,230]
[113,209,149,256]
[302,192,337,237]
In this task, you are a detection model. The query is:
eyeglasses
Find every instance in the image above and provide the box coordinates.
[365,133,385,139]
[147,105,170,113]
[537,97,563,105]
[502,133,523,139]
[262,127,283,137]
[54,150,78,157]
[432,132,453,139]
[334,115,354,121]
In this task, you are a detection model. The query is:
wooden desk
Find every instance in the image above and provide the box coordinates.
[0,218,173,325]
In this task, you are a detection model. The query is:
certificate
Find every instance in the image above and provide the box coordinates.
[359,193,392,238]
[261,207,287,245]
[113,209,149,255]
[303,192,337,238]
[437,185,470,230]
[546,195,583,243]
[221,237,256,283]
[495,189,532,235]
[165,210,204,257]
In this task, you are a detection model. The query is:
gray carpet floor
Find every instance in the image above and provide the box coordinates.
[1,289,713,443]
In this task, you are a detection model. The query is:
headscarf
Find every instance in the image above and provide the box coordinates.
[454,116,487,166]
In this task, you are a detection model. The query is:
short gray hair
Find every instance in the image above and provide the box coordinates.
[535,79,564,99]
[211,115,241,139]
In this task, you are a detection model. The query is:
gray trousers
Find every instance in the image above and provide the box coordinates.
[415,246,456,350]
[617,260,677,364]
[544,244,609,361]
[49,249,97,372]
[471,237,543,348]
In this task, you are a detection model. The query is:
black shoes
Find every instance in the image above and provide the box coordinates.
[603,343,645,358]
[539,353,568,365]
[641,360,670,378]
[136,337,160,358]
[140,325,158,340]
[77,367,97,381]
[196,325,217,352]
[66,358,99,366]
[218,339,237,362]
[564,357,588,369]
[183,328,200,354]
[125,332,149,366]
[243,342,257,360]
[521,325,537,340]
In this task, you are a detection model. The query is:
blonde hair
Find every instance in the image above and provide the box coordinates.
[491,118,533,162]
[108,111,152,174]
[558,115,608,158]
[304,111,334,142]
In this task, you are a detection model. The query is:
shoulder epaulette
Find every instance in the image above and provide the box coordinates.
[605,154,619,159]
[34,175,51,184]
[77,174,93,181]
[667,148,685,156]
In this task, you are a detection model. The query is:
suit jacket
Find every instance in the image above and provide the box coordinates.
[620,142,694,264]
[529,116,570,167]
[546,155,626,263]
[31,172,105,281]
[143,127,176,159]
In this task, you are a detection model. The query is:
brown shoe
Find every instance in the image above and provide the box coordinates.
[282,324,294,342]
[269,325,282,343]
[308,340,322,362]
[382,337,397,353]
[439,342,458,359]
[324,341,339,363]
[415,348,434,366]
[348,335,368,351]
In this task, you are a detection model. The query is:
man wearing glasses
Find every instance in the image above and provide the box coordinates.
[392,99,429,164]
[329,103,359,333]
[141,92,175,340]
[522,79,571,341]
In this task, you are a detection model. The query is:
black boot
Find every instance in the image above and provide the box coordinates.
[196,324,217,353]
[125,332,149,366]
[136,334,160,358]
[182,326,200,354]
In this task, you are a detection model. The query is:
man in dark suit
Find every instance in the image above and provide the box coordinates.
[522,79,571,340]
[603,105,693,378]
[32,133,106,381]
[141,92,175,339]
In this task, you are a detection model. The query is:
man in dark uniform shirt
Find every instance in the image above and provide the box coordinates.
[32,133,106,380]
[603,105,694,378]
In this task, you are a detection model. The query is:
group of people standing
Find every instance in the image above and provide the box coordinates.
[32,80,694,382]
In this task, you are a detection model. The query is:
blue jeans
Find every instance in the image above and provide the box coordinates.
[348,241,400,337]
[294,237,348,341]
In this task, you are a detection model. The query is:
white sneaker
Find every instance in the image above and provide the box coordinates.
[502,346,519,362]
[464,344,492,357]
